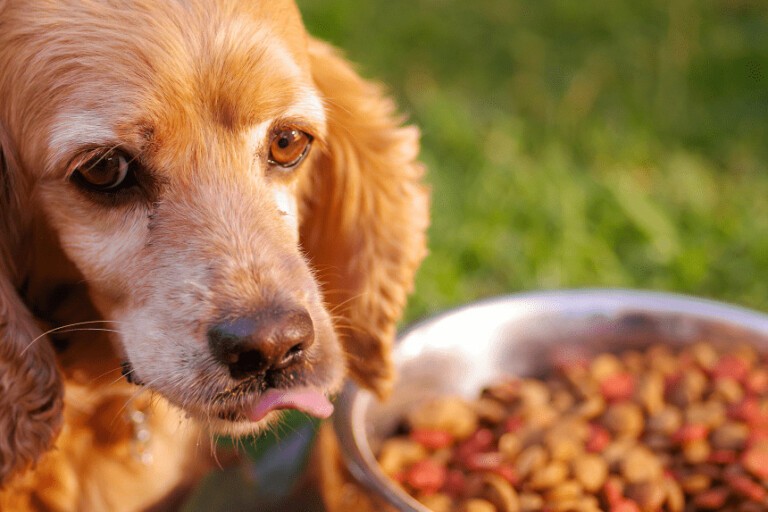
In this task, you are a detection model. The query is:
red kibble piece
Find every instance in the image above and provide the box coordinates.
[664,373,682,394]
[442,469,466,497]
[587,424,612,453]
[730,398,768,427]
[600,372,635,402]
[504,415,524,433]
[603,479,623,506]
[610,498,641,512]
[410,428,455,450]
[712,355,749,382]
[729,398,760,422]
[492,463,520,485]
[693,488,729,508]
[746,369,768,394]
[466,428,495,451]
[455,428,495,463]
[742,445,768,480]
[404,459,447,494]
[673,423,709,443]
[708,449,738,464]
[727,473,767,502]
[748,427,768,446]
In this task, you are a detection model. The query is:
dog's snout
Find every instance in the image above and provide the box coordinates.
[207,309,314,380]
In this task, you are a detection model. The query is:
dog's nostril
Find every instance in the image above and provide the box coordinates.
[207,308,315,380]
[275,342,306,369]
[231,349,269,376]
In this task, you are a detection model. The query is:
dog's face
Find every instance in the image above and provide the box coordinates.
[1,1,347,434]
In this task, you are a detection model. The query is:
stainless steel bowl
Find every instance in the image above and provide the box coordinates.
[333,289,768,511]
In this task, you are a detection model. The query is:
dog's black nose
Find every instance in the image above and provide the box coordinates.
[207,309,314,380]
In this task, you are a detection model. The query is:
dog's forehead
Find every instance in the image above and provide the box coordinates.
[2,0,323,170]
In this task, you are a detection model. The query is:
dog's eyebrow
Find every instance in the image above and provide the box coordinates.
[46,111,116,175]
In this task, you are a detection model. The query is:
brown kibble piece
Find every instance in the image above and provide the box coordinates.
[620,446,664,483]
[378,439,428,476]
[419,492,454,512]
[482,473,520,512]
[528,460,568,490]
[408,396,479,440]
[603,403,644,439]
[459,498,498,512]
[572,454,608,492]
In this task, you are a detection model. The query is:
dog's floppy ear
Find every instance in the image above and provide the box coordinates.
[300,39,429,398]
[0,124,64,484]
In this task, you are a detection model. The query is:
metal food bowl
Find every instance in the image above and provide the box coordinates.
[332,289,768,511]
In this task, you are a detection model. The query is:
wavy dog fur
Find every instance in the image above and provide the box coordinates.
[0,1,428,509]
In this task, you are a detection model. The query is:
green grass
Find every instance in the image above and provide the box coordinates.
[297,0,768,321]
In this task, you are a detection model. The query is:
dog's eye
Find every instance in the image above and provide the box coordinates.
[71,150,135,192]
[268,129,313,169]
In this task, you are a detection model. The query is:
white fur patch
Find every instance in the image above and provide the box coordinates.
[47,111,115,173]
[274,184,299,235]
[283,87,327,132]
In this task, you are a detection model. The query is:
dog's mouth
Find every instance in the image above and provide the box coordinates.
[121,360,334,425]
[211,381,334,423]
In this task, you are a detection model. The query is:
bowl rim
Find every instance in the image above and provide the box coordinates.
[332,288,768,511]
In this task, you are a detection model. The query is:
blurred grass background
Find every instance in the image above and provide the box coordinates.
[297,0,768,321]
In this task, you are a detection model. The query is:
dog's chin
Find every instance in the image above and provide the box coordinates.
[205,411,284,437]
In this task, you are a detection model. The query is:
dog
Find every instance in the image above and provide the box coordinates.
[0,0,429,509]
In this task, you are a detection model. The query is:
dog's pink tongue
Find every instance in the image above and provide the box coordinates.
[248,388,334,422]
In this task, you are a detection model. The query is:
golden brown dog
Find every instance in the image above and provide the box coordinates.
[0,0,428,509]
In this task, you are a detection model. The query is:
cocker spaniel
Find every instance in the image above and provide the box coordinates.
[0,0,428,510]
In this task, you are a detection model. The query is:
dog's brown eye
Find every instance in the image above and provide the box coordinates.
[268,129,312,169]
[71,150,134,192]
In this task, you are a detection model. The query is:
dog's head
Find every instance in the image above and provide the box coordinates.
[0,0,427,462]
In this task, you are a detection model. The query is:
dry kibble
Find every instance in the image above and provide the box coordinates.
[528,460,568,490]
[572,454,608,492]
[624,481,666,511]
[712,377,745,404]
[420,492,454,512]
[518,380,550,408]
[602,403,644,439]
[514,445,547,479]
[475,398,508,424]
[378,439,427,475]
[663,477,685,512]
[408,396,479,440]
[685,400,726,429]
[620,446,663,483]
[646,407,682,436]
[517,493,543,512]
[690,341,719,369]
[545,480,582,502]
[637,371,665,415]
[482,473,520,512]
[459,498,497,512]
[378,340,768,512]
[679,472,712,493]
[682,438,712,464]
[590,353,624,381]
[545,430,582,461]
[498,433,522,460]
[711,422,749,451]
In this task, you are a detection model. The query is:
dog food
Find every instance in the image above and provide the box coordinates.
[376,341,768,511]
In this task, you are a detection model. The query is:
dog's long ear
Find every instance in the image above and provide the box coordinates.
[0,124,64,485]
[300,39,429,398]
